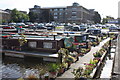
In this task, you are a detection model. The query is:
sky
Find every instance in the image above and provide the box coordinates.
[0,0,120,19]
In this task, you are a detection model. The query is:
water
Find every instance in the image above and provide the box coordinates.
[2,56,50,79]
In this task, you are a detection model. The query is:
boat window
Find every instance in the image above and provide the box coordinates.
[43,42,53,49]
[28,42,37,48]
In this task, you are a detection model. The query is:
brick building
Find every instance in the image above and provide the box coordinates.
[0,9,10,24]
[29,2,100,24]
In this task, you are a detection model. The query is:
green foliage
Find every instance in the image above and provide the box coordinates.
[61,62,68,69]
[48,63,59,72]
[84,69,92,75]
[93,52,102,57]
[11,8,29,22]
[99,48,106,53]
[41,10,54,22]
[80,48,87,53]
[39,69,46,76]
[93,12,101,24]
[92,42,98,46]
[89,59,95,65]
[102,16,114,24]
[28,12,38,22]
[66,55,76,63]
[102,18,108,24]
[2,20,7,23]
[58,48,69,56]
[71,67,83,79]
[18,34,27,46]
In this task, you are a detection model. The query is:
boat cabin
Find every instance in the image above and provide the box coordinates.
[2,36,64,54]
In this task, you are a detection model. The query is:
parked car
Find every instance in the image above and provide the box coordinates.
[79,25,87,31]
[16,23,25,26]
[72,25,80,31]
[28,24,35,29]
[2,26,15,29]
[109,26,118,31]
[8,23,16,26]
[36,24,47,29]
[46,25,55,30]
[87,25,97,29]
[86,29,101,35]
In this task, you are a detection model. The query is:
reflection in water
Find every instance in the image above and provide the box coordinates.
[2,56,49,78]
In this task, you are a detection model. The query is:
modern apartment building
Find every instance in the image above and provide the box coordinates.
[29,2,100,24]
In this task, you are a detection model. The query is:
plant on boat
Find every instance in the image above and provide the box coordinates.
[99,48,106,53]
[58,63,65,75]
[98,37,102,42]
[58,48,69,56]
[80,48,87,54]
[78,53,84,56]
[71,67,84,80]
[69,51,78,60]
[84,68,93,77]
[93,57,101,61]
[89,42,93,45]
[93,52,102,58]
[26,74,39,80]
[39,69,46,79]
[103,42,109,50]
[17,78,24,80]
[66,55,76,63]
[92,42,98,46]
[18,34,27,50]
[84,64,94,77]
[48,63,59,74]
[89,59,96,66]
[57,48,70,63]
[65,55,74,68]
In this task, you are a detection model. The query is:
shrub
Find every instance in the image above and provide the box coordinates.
[71,67,84,79]
[48,63,59,72]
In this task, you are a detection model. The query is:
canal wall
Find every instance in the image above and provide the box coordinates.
[112,33,120,79]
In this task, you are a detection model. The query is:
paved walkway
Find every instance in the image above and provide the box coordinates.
[57,38,110,79]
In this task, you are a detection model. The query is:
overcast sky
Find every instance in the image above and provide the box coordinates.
[0,0,120,19]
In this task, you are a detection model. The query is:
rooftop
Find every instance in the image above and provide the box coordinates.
[0,9,9,14]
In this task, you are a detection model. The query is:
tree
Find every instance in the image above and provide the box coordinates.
[102,18,108,24]
[41,10,54,22]
[93,12,101,24]
[102,16,115,24]
[11,8,29,22]
[28,12,38,22]
[106,16,114,19]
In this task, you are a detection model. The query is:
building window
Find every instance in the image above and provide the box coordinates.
[32,10,36,12]
[50,9,52,11]
[72,8,77,10]
[65,12,68,15]
[59,13,62,15]
[72,11,77,14]
[54,13,58,15]
[54,16,58,19]
[54,9,58,11]
[59,9,63,11]
[72,16,77,18]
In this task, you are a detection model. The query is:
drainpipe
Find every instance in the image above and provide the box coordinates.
[54,35,56,40]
